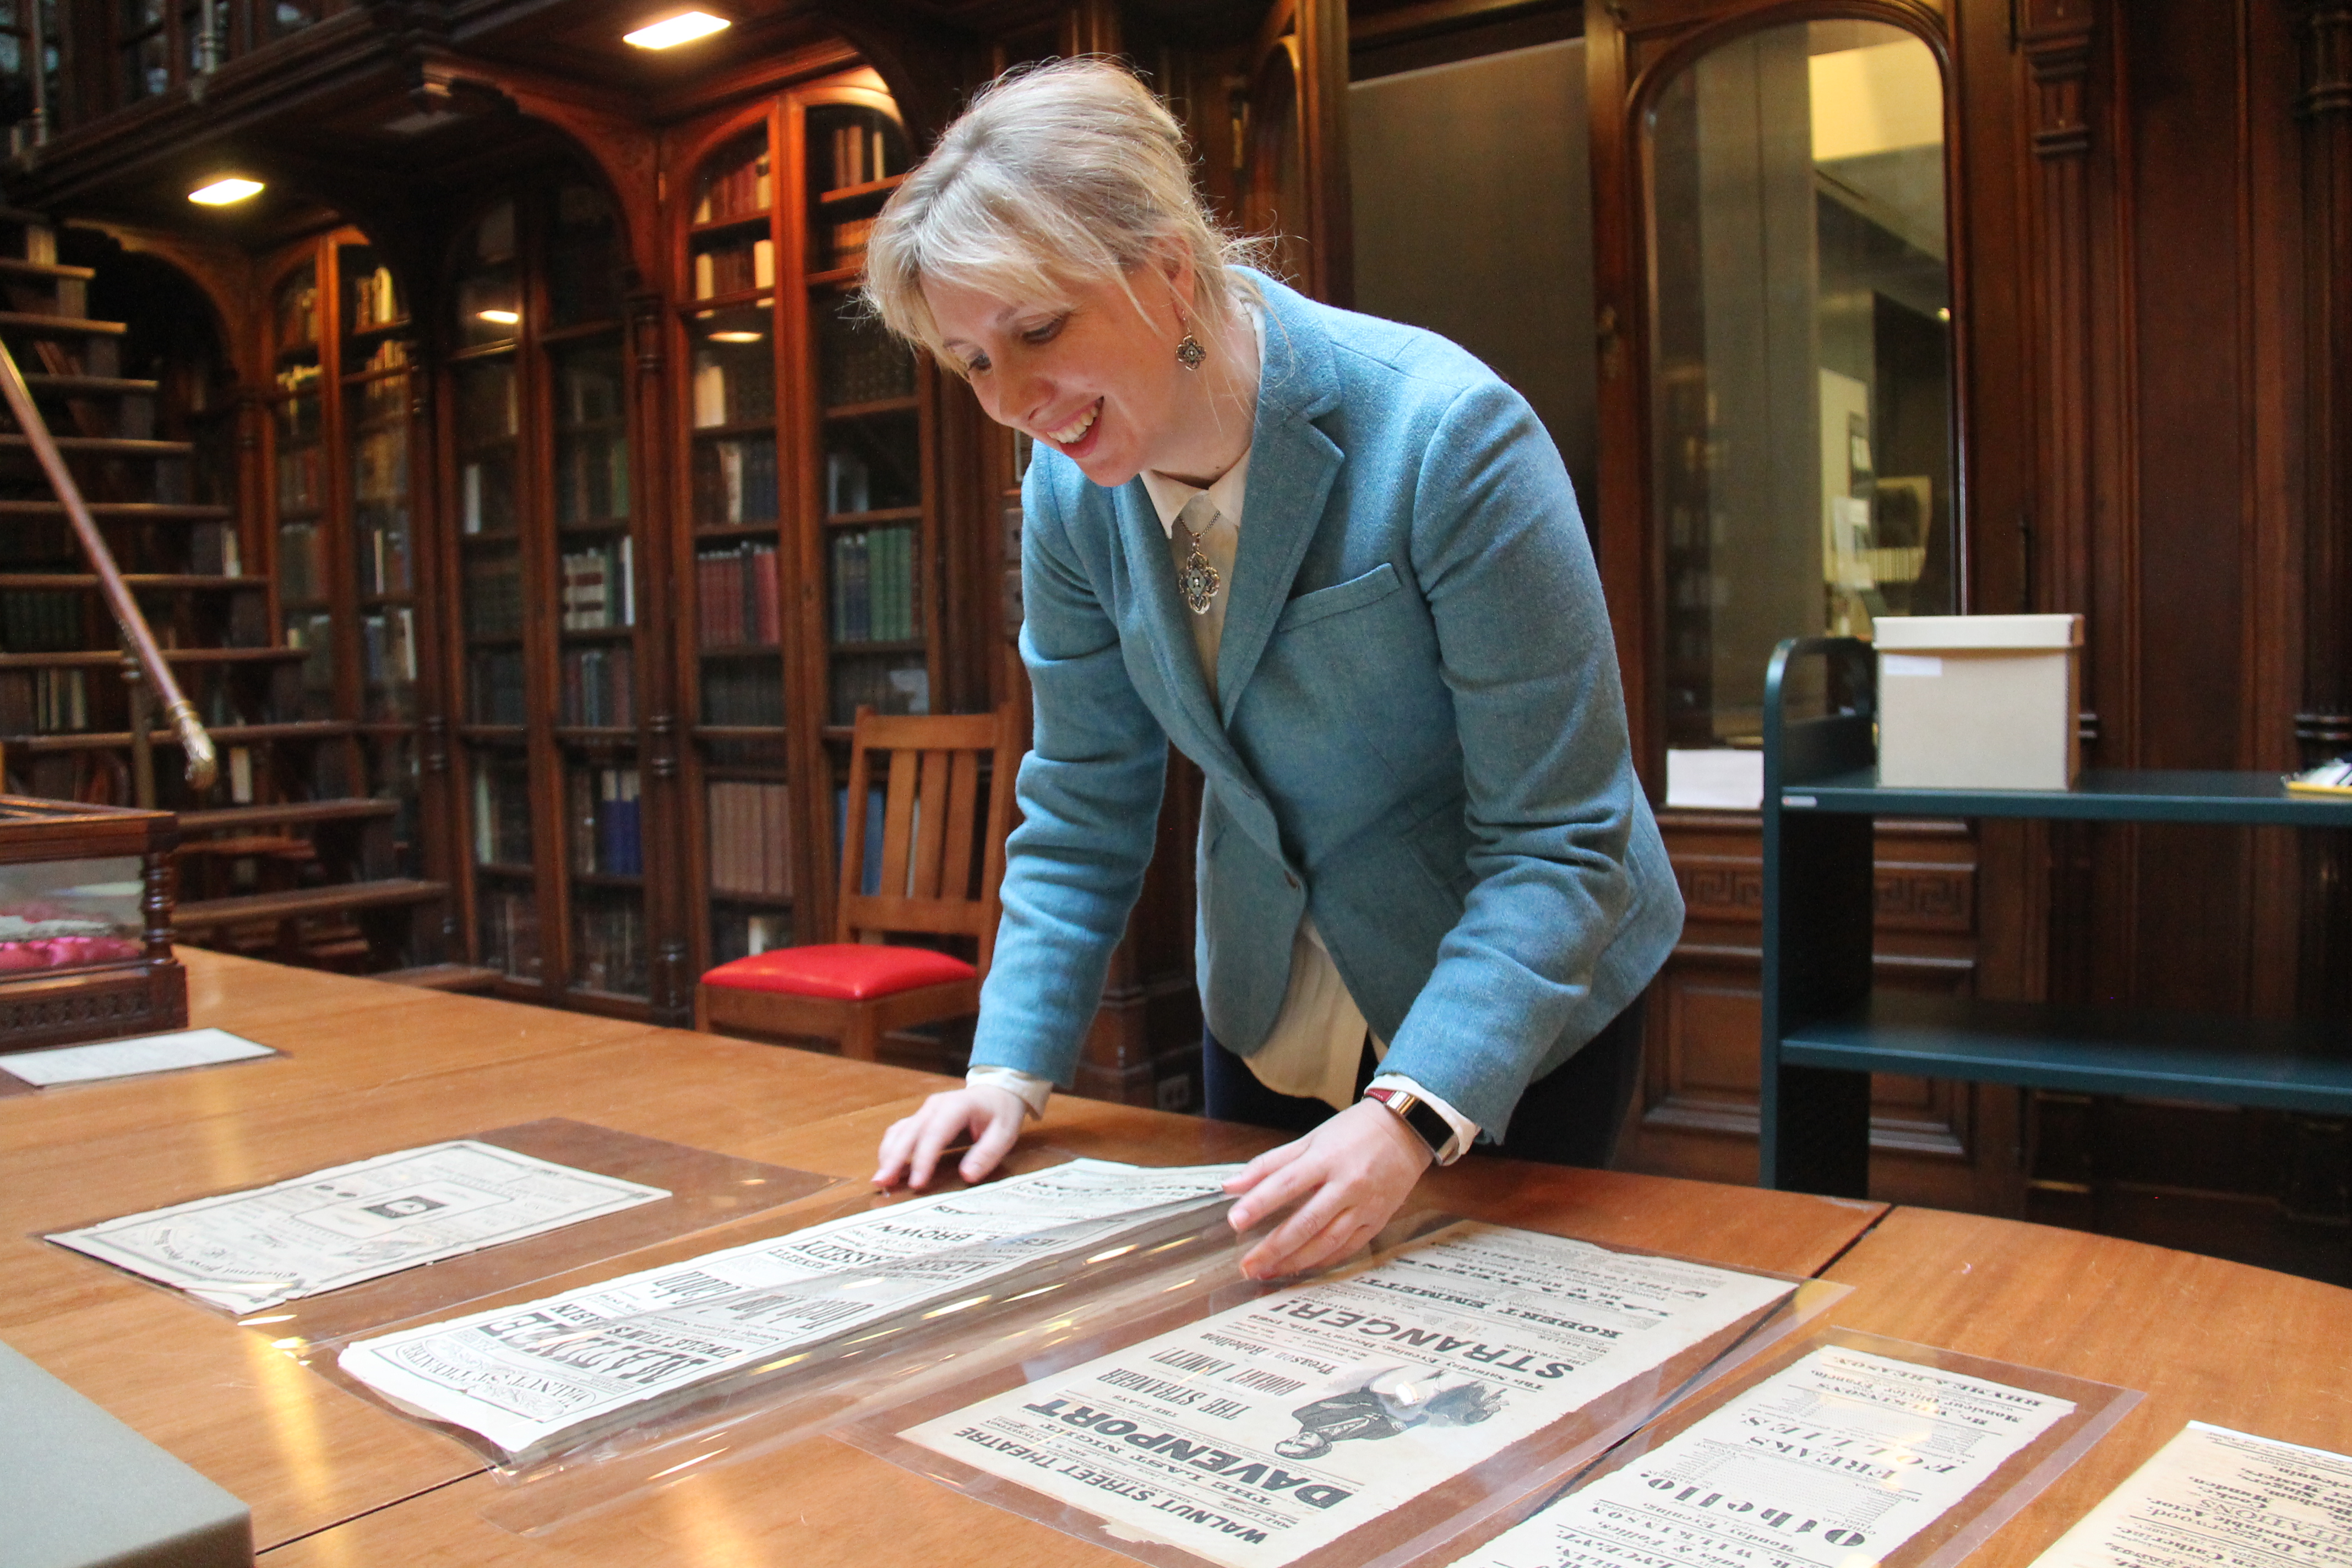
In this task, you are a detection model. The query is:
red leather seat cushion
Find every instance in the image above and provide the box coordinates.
[702,943,976,1002]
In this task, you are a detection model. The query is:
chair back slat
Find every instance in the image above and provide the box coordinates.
[876,737,921,902]
[941,748,980,900]
[836,711,878,917]
[836,704,1022,976]
[910,748,952,898]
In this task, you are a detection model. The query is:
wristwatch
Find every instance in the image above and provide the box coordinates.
[1363,1085,1452,1162]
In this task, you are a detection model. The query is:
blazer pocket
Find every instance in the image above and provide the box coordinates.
[1274,562,1402,634]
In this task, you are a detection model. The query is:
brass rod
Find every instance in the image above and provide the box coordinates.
[0,334,217,789]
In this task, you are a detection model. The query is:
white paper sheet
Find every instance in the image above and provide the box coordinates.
[49,1140,671,1313]
[900,1223,1797,1568]
[339,1158,1244,1459]
[0,1027,275,1086]
[1665,749,1766,810]
[1456,1344,2078,1568]
[2027,1421,2352,1568]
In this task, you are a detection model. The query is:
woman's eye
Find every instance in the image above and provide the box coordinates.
[1021,316,1067,346]
[963,352,990,375]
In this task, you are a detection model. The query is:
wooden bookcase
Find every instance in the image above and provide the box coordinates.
[231,231,438,958]
[443,185,651,1009]
[672,73,939,976]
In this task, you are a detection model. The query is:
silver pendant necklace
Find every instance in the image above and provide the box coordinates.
[1178,520,1222,616]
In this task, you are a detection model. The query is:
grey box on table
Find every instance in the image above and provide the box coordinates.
[0,1339,252,1568]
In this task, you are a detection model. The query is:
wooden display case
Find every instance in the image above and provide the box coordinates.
[0,794,186,1051]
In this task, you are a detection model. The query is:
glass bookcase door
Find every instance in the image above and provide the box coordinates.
[472,748,540,981]
[337,235,425,889]
[548,183,645,1002]
[814,294,925,725]
[674,85,932,974]
[1646,19,1956,750]
[566,754,647,995]
[683,124,793,970]
[456,200,521,350]
[550,185,624,329]
[451,199,537,986]
[270,260,333,720]
[806,96,925,724]
[341,242,416,726]
[450,183,650,1006]
[554,337,638,734]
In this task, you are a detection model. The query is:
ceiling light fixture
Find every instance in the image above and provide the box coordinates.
[623,10,729,48]
[188,177,264,205]
[707,330,764,343]
[478,309,521,325]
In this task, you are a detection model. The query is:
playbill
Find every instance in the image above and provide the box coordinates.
[0,1026,275,1086]
[2028,1422,2352,1568]
[1457,1344,2078,1568]
[49,1140,671,1313]
[899,1223,1796,1568]
[340,1159,1242,1458]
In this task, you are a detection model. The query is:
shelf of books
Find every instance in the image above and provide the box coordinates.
[806,102,931,749]
[448,186,652,1009]
[677,121,792,969]
[665,81,936,973]
[338,237,426,879]
[566,753,647,997]
[813,313,929,729]
[451,199,531,983]
[270,260,334,723]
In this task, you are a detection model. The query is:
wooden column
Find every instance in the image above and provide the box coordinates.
[2301,0,2352,1019]
[1294,0,1352,308]
[2019,0,2098,633]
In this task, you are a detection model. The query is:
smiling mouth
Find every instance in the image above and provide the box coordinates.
[1047,400,1101,446]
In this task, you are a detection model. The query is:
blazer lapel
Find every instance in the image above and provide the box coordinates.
[1215,278,1344,721]
[1113,477,1244,772]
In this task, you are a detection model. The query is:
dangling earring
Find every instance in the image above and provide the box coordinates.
[1175,329,1206,371]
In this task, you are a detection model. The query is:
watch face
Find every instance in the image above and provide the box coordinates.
[1369,1090,1447,1157]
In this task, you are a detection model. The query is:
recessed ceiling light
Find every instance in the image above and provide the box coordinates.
[624,10,729,48]
[478,309,521,325]
[189,177,264,205]
[707,330,763,343]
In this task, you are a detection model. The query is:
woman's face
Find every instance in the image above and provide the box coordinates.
[924,264,1192,488]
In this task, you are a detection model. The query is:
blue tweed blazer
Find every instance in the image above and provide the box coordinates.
[968,272,1683,1139]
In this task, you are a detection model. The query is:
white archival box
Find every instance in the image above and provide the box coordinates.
[1875,614,2083,790]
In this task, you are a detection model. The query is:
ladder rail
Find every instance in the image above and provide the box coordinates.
[0,333,217,790]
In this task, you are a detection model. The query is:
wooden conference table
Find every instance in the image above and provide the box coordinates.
[2,950,2346,1567]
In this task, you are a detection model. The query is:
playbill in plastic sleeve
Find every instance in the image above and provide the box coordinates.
[0,1026,274,1086]
[48,1140,672,1313]
[896,1222,1796,1568]
[1457,1343,2078,1568]
[2027,1422,2352,1568]
[339,1159,1241,1459]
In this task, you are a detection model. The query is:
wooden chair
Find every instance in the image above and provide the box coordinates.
[696,704,1019,1061]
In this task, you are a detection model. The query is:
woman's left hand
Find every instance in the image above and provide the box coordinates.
[1222,1099,1434,1279]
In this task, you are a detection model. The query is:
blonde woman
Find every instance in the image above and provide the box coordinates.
[867,61,1682,1280]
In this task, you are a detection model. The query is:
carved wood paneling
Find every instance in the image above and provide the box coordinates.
[1629,814,2006,1206]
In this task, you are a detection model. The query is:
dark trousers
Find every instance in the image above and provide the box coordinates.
[1203,1000,1647,1169]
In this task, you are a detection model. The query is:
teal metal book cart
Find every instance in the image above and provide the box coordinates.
[1760,636,2352,1196]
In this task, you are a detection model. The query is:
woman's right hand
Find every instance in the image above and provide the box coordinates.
[873,1084,1028,1190]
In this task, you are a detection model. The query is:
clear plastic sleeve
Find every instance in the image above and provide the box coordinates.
[1428,1325,2143,1568]
[316,1168,1257,1531]
[831,1211,1845,1568]
[40,1116,836,1338]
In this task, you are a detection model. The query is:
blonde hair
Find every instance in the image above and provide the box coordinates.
[861,58,1260,369]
